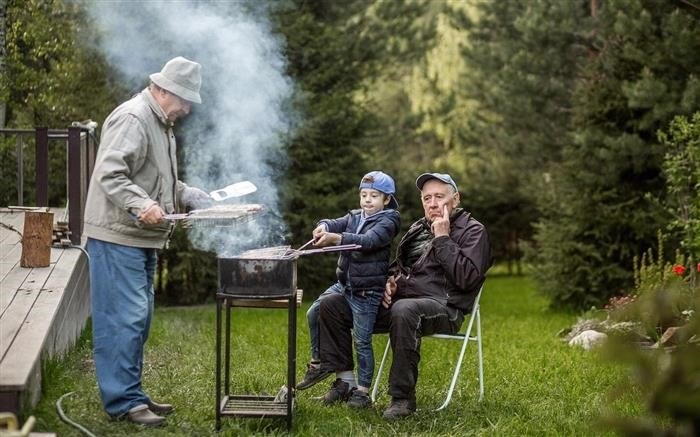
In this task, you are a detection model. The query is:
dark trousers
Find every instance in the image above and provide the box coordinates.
[319,293,464,400]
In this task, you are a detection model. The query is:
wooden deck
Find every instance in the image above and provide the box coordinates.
[0,208,90,417]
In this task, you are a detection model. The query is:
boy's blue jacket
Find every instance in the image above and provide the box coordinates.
[318,208,400,292]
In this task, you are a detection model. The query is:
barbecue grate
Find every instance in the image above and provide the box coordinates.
[235,243,363,260]
[220,395,292,418]
[164,204,263,227]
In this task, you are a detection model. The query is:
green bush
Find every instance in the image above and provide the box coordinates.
[659,112,700,264]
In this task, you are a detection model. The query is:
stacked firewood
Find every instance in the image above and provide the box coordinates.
[52,221,72,246]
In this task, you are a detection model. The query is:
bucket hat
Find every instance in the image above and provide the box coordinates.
[415,172,458,192]
[150,56,202,104]
[359,171,399,209]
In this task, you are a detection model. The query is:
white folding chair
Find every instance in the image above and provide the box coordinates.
[370,285,484,411]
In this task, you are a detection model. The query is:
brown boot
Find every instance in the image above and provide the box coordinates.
[126,405,165,427]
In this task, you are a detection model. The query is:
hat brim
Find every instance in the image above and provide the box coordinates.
[150,72,202,104]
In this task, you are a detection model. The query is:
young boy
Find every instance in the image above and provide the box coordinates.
[296,171,400,408]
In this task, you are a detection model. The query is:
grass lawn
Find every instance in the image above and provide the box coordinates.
[31,275,642,436]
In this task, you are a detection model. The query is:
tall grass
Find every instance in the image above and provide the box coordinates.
[31,275,641,436]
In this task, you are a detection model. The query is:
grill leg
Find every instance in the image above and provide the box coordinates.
[286,293,297,430]
[215,298,222,431]
[225,300,231,395]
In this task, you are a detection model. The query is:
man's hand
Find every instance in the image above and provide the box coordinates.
[383,275,397,308]
[138,204,165,225]
[431,204,450,237]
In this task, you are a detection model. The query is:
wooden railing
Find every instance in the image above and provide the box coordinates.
[0,126,98,245]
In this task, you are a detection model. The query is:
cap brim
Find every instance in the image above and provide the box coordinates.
[416,173,437,190]
[415,173,457,192]
[387,195,399,210]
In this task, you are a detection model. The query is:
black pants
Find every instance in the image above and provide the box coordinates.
[319,293,464,400]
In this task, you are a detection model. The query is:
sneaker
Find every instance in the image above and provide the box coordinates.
[382,398,416,420]
[347,389,372,409]
[296,362,333,390]
[322,378,352,405]
[125,404,165,427]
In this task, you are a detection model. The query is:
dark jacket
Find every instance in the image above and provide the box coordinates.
[392,208,491,312]
[319,208,401,292]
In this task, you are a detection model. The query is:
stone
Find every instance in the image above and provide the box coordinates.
[568,330,607,350]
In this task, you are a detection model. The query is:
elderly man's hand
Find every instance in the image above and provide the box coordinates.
[383,275,397,308]
[431,204,451,237]
[138,204,165,224]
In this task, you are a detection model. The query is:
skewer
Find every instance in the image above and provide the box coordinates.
[296,238,316,251]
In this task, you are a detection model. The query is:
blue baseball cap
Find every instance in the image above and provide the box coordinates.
[359,171,399,209]
[416,172,459,192]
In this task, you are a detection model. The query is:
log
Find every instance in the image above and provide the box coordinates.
[20,211,54,268]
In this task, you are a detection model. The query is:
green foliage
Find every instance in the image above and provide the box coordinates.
[659,112,700,261]
[4,0,122,126]
[602,236,700,435]
[453,2,590,275]
[530,1,700,310]
[1,0,123,206]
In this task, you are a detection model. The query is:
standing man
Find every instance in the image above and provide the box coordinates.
[315,172,491,419]
[83,56,211,427]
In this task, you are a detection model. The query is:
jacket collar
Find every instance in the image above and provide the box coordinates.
[141,88,171,127]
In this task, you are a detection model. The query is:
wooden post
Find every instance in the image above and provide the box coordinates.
[20,211,53,268]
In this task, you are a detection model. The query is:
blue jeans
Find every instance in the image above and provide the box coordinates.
[307,282,383,388]
[87,238,156,417]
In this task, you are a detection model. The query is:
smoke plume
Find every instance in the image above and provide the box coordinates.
[85,1,295,256]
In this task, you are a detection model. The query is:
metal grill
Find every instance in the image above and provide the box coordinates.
[235,243,363,260]
[164,204,263,227]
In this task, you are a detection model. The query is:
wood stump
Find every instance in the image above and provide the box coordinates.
[20,211,54,268]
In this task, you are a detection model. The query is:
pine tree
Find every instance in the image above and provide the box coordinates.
[458,1,589,274]
[532,0,700,309]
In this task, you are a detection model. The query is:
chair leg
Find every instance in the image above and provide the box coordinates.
[477,308,484,402]
[435,306,481,411]
[370,339,391,403]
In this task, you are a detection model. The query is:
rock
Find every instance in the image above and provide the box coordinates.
[563,318,603,342]
[568,330,607,350]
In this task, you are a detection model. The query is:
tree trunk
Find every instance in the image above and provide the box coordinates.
[20,211,54,268]
[0,0,7,127]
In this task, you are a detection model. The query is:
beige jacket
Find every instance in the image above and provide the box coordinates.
[83,88,187,248]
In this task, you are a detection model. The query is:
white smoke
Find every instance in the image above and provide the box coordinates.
[84,1,295,256]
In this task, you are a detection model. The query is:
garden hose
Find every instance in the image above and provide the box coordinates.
[56,392,96,437]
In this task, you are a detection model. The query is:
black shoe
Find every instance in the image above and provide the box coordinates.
[322,379,352,405]
[147,399,174,415]
[296,362,333,390]
[383,397,416,420]
[347,389,372,409]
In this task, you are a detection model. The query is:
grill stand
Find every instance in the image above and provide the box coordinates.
[215,290,301,431]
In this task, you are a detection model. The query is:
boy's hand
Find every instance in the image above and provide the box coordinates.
[312,224,326,241]
[383,276,397,308]
[431,204,450,237]
[314,232,341,247]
